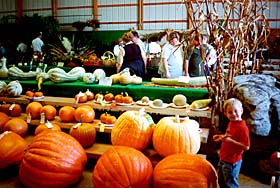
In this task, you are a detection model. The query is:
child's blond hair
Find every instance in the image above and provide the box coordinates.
[223,98,243,111]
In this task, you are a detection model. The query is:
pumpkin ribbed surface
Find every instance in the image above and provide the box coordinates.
[0,131,28,168]
[111,111,154,151]
[70,123,96,148]
[153,153,218,188]
[152,117,201,157]
[0,112,10,132]
[92,146,153,188]
[19,131,87,188]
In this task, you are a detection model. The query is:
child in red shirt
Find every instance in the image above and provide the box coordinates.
[213,98,250,188]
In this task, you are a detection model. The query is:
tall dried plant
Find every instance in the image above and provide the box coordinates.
[183,0,270,128]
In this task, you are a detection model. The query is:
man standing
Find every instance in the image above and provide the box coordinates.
[31,32,44,61]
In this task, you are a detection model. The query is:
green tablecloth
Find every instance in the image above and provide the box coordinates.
[9,80,209,103]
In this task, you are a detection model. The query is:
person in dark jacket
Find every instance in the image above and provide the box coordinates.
[117,32,146,77]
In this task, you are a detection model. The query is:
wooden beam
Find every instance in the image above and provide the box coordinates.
[138,0,143,30]
[51,0,58,17]
[93,0,98,20]
[17,0,23,17]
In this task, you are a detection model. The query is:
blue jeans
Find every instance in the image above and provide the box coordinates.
[217,159,242,188]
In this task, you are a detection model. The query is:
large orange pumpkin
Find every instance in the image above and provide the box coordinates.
[19,131,87,188]
[40,105,57,120]
[111,110,154,151]
[92,146,153,188]
[152,116,201,157]
[69,122,96,148]
[0,112,10,132]
[74,105,95,123]
[153,153,218,188]
[0,131,28,168]
[34,122,61,135]
[3,118,28,136]
[59,106,76,122]
[25,101,43,119]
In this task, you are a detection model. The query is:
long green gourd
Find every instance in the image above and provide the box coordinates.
[151,76,207,86]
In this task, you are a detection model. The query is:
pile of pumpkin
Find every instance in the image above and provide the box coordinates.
[0,100,218,188]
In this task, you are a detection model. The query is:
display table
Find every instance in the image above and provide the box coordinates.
[5,80,209,104]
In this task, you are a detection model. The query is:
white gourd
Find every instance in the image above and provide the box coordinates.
[83,73,96,84]
[0,57,8,79]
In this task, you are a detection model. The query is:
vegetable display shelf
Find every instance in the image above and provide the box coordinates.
[3,79,209,104]
[19,112,209,159]
[0,95,212,118]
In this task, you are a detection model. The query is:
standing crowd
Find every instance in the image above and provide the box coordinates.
[115,30,217,79]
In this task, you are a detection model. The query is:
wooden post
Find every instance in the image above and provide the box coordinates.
[138,0,143,30]
[93,0,98,20]
[17,0,23,17]
[51,0,58,17]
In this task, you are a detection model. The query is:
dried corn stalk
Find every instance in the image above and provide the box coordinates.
[182,0,270,128]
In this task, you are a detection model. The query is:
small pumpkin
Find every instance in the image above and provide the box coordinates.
[0,112,10,132]
[85,89,94,101]
[59,106,76,122]
[9,103,22,117]
[0,131,28,169]
[92,146,153,188]
[74,105,95,123]
[152,116,201,157]
[69,122,96,148]
[6,80,23,97]
[19,131,87,188]
[40,105,57,120]
[3,118,28,136]
[75,91,88,103]
[153,153,218,188]
[111,110,154,151]
[34,122,61,135]
[26,101,43,119]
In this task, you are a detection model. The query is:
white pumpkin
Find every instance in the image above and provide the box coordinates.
[6,80,22,97]
[93,69,106,82]
[83,72,96,84]
[0,81,7,95]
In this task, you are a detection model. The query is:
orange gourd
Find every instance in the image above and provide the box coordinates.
[152,116,201,157]
[74,105,95,123]
[19,131,87,188]
[40,105,57,120]
[111,110,154,151]
[92,146,153,188]
[69,122,96,148]
[59,106,76,122]
[34,122,61,135]
[0,112,10,132]
[0,131,28,168]
[3,118,28,136]
[153,153,218,188]
[26,101,43,119]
